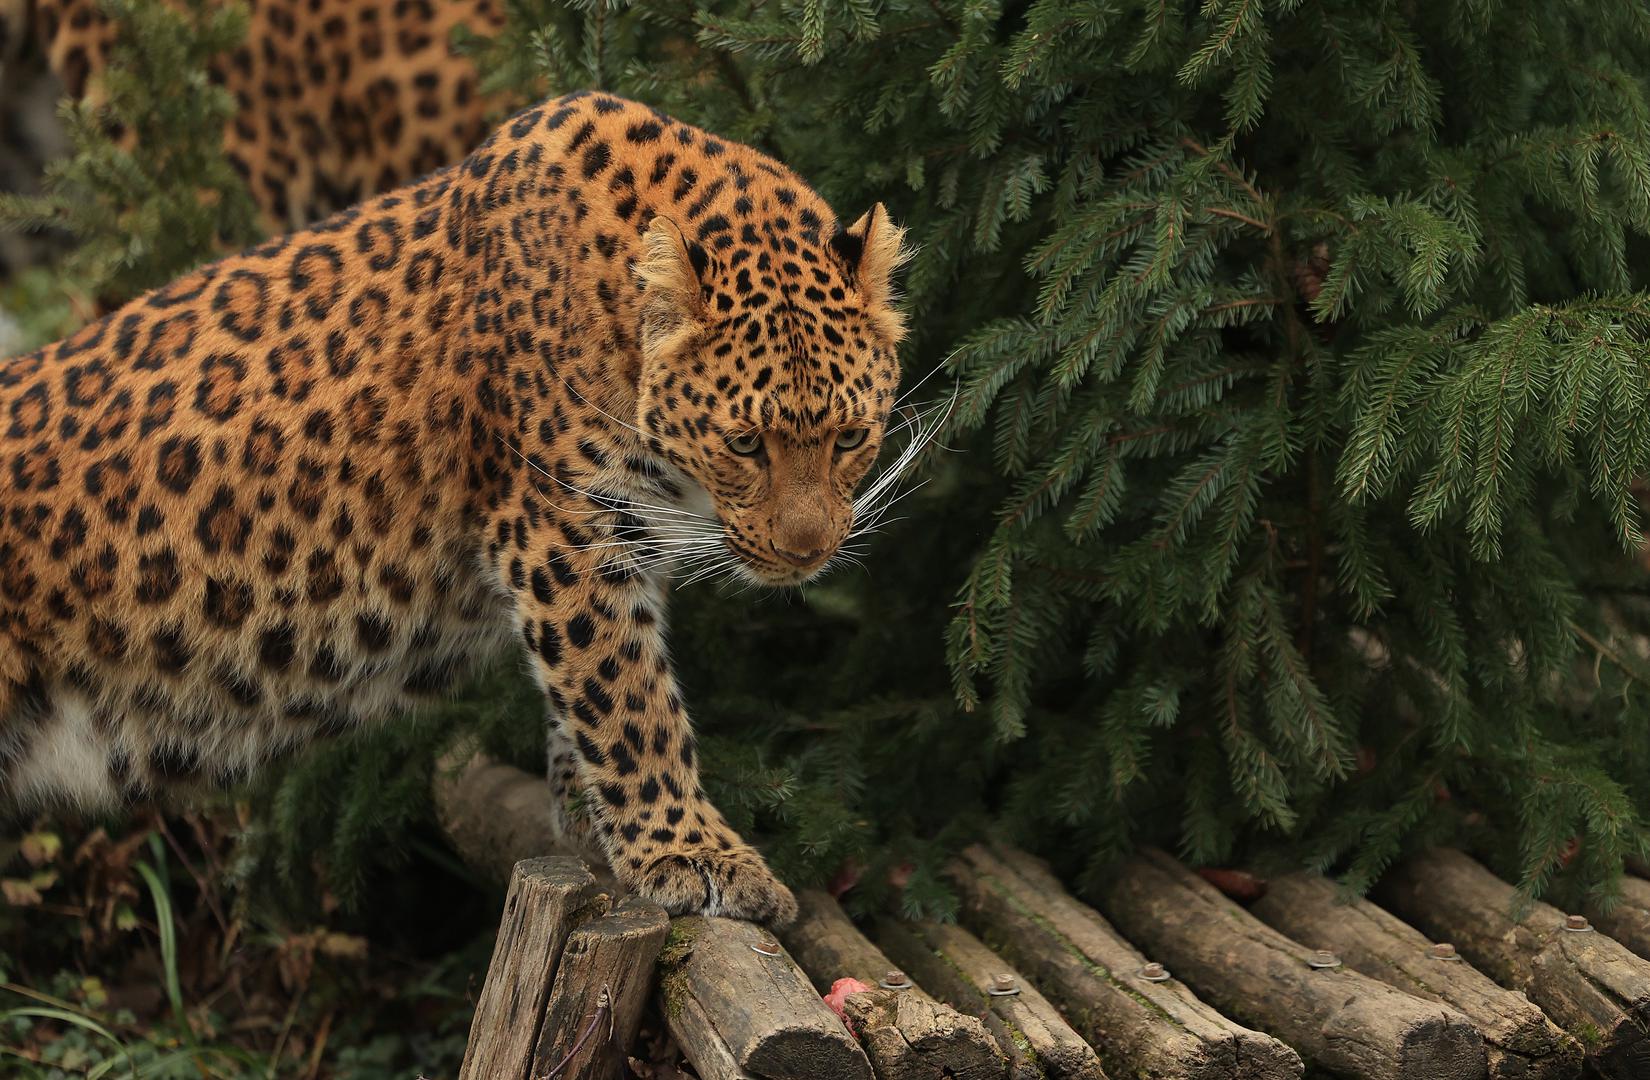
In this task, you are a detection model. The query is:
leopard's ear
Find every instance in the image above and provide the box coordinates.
[637,215,710,362]
[834,203,912,342]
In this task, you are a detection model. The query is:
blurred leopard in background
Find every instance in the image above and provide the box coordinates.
[0,0,507,274]
[0,90,918,923]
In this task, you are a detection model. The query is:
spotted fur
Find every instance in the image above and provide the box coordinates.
[0,91,915,924]
[0,0,505,234]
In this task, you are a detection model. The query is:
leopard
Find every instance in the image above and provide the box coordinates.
[0,89,916,924]
[0,0,507,243]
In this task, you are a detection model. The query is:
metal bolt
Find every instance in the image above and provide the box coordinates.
[1307,949,1342,969]
[880,970,913,990]
[1139,962,1172,983]
[987,972,1021,997]
[1429,942,1460,961]
[750,934,782,957]
[1564,915,1593,933]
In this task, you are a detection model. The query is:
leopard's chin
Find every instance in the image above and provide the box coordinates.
[733,556,830,589]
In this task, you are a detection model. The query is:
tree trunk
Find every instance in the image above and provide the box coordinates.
[950,844,1302,1080]
[1377,848,1650,1080]
[1250,870,1580,1080]
[1095,848,1486,1080]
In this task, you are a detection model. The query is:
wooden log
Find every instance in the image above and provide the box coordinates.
[950,845,1302,1080]
[1588,874,1650,962]
[668,989,757,1080]
[780,889,1005,1080]
[530,897,671,1080]
[458,857,608,1080]
[1095,848,1486,1080]
[658,914,873,1080]
[433,750,575,882]
[1377,848,1650,1080]
[1251,871,1581,1080]
[877,917,1108,1080]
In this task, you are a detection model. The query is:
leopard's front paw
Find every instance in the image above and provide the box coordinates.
[631,845,798,925]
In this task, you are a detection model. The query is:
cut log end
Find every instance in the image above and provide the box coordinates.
[844,990,1009,1080]
[1398,1012,1498,1080]
[1183,1033,1313,1080]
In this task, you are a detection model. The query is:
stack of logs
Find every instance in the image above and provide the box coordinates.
[440,756,1650,1080]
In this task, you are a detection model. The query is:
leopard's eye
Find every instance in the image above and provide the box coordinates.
[727,431,764,456]
[834,427,869,451]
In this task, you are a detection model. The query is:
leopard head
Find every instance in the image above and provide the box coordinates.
[635,203,910,585]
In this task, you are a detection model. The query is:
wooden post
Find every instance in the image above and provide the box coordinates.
[1588,874,1650,962]
[1250,871,1581,1080]
[528,897,671,1080]
[459,857,608,1080]
[878,917,1109,1080]
[659,914,873,1080]
[1377,848,1650,1080]
[1095,849,1486,1080]
[780,889,1006,1080]
[950,845,1303,1080]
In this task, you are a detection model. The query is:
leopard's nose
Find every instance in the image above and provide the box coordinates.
[771,541,827,567]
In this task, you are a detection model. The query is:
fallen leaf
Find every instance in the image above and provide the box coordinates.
[20,831,62,866]
[1195,867,1267,902]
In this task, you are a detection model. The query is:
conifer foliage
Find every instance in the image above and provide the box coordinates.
[13,0,1650,911]
[459,0,1650,903]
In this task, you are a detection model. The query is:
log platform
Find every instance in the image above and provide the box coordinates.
[1096,848,1487,1080]
[950,844,1303,1080]
[436,759,1643,1080]
[1378,848,1650,1080]
[1250,870,1581,1080]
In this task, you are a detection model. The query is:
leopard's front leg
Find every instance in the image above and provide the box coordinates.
[510,508,797,925]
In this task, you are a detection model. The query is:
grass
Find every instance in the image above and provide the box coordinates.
[1,811,484,1079]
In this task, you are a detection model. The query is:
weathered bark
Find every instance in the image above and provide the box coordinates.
[668,989,756,1080]
[459,857,608,1080]
[950,845,1302,1080]
[1377,848,1650,1080]
[1589,874,1650,963]
[780,889,1005,1080]
[1096,848,1486,1080]
[877,917,1108,1080]
[659,914,873,1080]
[530,897,671,1080]
[1251,871,1581,1080]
